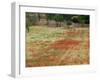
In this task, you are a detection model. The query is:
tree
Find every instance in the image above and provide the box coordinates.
[54,14,64,27]
[26,13,38,32]
[71,16,79,23]
[78,15,89,24]
[63,14,73,26]
[46,14,55,25]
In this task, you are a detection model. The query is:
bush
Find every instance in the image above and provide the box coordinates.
[66,21,72,25]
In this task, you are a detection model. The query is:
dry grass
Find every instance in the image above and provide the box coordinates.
[26,26,89,67]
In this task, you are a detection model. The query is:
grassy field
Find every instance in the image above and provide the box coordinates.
[26,26,89,67]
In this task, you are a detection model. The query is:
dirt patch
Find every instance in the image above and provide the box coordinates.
[49,39,82,50]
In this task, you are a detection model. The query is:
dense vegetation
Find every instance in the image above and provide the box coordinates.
[26,13,89,32]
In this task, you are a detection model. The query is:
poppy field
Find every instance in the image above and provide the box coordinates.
[26,26,89,67]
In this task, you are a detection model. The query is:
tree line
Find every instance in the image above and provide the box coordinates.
[26,12,89,32]
[46,14,89,27]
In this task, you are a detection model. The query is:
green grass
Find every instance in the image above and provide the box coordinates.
[26,26,67,42]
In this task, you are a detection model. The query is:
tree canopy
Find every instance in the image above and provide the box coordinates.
[26,12,89,31]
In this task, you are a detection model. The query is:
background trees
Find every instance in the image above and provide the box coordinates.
[26,12,38,32]
[26,12,89,32]
[54,14,64,27]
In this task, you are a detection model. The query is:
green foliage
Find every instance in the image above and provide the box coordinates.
[71,15,89,24]
[47,14,55,20]
[26,12,89,29]
[63,14,73,21]
[78,15,89,24]
[66,21,72,25]
[47,14,64,21]
[26,13,35,26]
[71,16,79,23]
[54,14,64,22]
[26,12,38,32]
